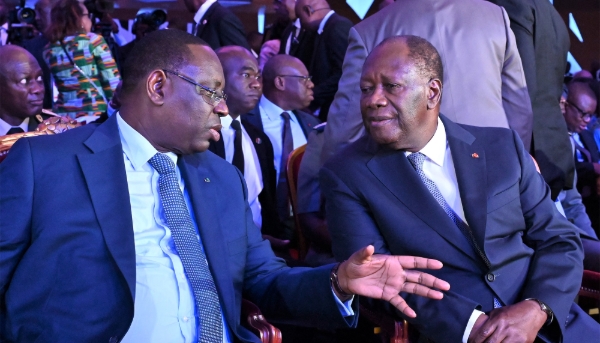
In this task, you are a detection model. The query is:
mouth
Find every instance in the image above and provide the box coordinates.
[209,124,222,142]
[29,99,44,106]
[368,115,396,127]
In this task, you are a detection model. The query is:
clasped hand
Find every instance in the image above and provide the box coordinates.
[335,245,451,318]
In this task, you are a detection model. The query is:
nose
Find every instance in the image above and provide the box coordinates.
[214,99,229,117]
[306,79,314,89]
[249,77,262,90]
[31,79,44,95]
[364,86,388,109]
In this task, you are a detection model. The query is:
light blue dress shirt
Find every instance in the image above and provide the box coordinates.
[258,95,308,183]
[116,114,231,343]
[115,113,354,342]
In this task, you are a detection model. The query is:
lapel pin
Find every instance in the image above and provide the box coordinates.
[204,178,210,183]
[472,153,479,158]
[36,114,43,123]
[202,19,207,25]
[255,137,262,144]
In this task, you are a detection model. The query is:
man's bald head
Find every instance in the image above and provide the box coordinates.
[295,0,331,31]
[262,54,314,110]
[215,46,262,116]
[0,46,45,126]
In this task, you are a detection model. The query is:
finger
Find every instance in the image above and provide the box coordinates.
[473,319,498,343]
[395,256,444,270]
[404,271,451,291]
[400,282,445,299]
[347,245,375,264]
[388,294,417,318]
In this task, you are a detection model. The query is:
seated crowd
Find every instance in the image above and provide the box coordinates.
[1,0,599,342]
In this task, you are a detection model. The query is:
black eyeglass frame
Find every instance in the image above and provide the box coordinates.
[566,100,594,120]
[278,74,313,83]
[162,69,227,106]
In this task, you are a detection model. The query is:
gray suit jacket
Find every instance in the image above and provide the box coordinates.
[319,0,532,164]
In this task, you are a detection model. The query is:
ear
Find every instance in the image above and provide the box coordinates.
[303,5,312,16]
[426,78,442,110]
[146,70,166,106]
[274,76,286,91]
[559,97,566,114]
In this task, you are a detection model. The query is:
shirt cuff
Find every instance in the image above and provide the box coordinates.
[331,288,355,317]
[462,309,485,343]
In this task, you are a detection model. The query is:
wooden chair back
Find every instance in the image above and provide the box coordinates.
[286,144,308,261]
[241,299,282,343]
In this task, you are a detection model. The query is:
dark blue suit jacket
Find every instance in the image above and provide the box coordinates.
[0,115,355,342]
[241,104,320,139]
[321,116,591,342]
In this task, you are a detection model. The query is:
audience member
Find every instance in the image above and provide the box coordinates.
[562,81,600,233]
[120,16,160,65]
[321,35,600,343]
[44,0,120,121]
[258,39,280,70]
[295,0,352,121]
[488,0,574,200]
[209,46,279,241]
[22,0,55,109]
[0,46,57,136]
[184,0,250,50]
[317,0,532,175]
[278,0,315,70]
[243,54,320,240]
[0,30,451,342]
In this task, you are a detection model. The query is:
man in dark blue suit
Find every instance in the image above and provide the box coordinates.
[0,30,450,343]
[321,36,600,343]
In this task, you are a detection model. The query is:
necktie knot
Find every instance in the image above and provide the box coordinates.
[281,111,291,121]
[407,152,426,172]
[230,119,242,131]
[148,153,176,175]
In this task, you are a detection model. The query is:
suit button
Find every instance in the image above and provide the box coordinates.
[109,337,118,343]
[486,273,495,282]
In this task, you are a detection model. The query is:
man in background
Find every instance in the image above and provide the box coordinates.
[183,0,250,50]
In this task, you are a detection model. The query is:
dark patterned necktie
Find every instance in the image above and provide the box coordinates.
[277,112,294,221]
[6,127,25,135]
[407,152,502,308]
[230,120,244,175]
[148,153,223,343]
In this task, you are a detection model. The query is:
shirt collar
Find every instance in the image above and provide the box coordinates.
[317,10,335,35]
[220,114,241,130]
[405,117,447,167]
[116,113,178,170]
[194,0,217,24]
[0,117,29,135]
[259,95,297,123]
[293,18,301,29]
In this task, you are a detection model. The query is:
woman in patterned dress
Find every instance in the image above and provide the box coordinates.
[44,0,120,121]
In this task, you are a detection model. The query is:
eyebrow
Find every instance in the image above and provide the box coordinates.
[240,66,259,72]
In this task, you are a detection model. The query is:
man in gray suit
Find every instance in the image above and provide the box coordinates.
[317,0,532,165]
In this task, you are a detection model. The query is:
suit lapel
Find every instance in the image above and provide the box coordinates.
[442,117,488,257]
[242,104,264,132]
[195,2,217,37]
[178,154,237,327]
[366,138,479,264]
[208,131,226,159]
[77,115,136,299]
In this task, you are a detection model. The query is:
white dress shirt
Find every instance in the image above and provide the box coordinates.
[220,114,264,229]
[284,19,302,54]
[0,22,8,46]
[258,95,307,182]
[193,0,217,32]
[317,10,335,35]
[404,118,483,343]
[116,114,232,343]
[571,132,586,162]
[0,117,29,135]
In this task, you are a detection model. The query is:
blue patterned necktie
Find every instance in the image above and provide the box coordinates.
[407,152,502,308]
[149,153,223,343]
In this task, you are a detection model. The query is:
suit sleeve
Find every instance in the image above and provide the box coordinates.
[320,165,481,343]
[512,129,583,339]
[0,139,35,338]
[311,19,352,110]
[320,27,368,164]
[236,168,357,329]
[498,6,534,150]
[217,12,251,50]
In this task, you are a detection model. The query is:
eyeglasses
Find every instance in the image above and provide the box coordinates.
[279,74,312,83]
[162,69,227,106]
[566,100,594,120]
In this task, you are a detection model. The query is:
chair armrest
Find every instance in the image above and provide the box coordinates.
[241,299,282,343]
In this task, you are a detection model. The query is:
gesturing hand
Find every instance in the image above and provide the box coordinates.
[335,245,450,318]
[468,300,547,343]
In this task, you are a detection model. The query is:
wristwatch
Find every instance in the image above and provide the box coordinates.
[525,298,554,326]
